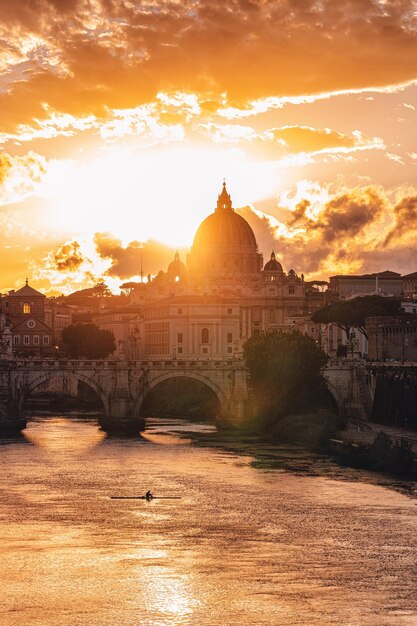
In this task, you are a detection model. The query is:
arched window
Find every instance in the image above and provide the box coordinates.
[23,303,31,314]
[201,328,209,344]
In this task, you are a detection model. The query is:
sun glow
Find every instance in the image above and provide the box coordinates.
[42,146,279,247]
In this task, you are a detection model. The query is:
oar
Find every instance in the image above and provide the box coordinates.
[110,496,182,500]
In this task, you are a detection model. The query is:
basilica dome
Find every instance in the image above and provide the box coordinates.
[188,183,263,276]
[264,252,283,273]
[167,251,186,277]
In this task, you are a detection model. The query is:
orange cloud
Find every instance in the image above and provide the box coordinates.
[94,233,188,279]
[0,151,46,204]
[200,123,383,161]
[1,0,417,134]
[239,182,417,279]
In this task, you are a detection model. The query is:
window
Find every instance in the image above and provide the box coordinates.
[23,303,31,314]
[177,308,183,314]
[202,347,208,353]
[177,333,183,343]
[289,286,295,294]
[177,347,183,354]
[23,335,30,345]
[227,333,233,343]
[227,308,232,314]
[227,346,233,353]
[201,328,209,344]
[43,335,49,345]
[33,335,39,345]
[13,335,20,345]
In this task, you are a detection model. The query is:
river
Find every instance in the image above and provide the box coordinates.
[0,415,416,626]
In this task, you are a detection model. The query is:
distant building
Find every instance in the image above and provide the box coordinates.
[123,182,323,360]
[92,307,142,359]
[402,271,417,300]
[366,315,417,362]
[329,271,403,299]
[0,280,53,355]
[44,301,73,346]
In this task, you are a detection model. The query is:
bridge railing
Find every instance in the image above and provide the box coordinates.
[0,357,246,370]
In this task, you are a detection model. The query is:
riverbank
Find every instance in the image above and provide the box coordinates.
[185,415,417,497]
[261,411,416,479]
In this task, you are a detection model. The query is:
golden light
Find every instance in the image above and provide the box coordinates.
[41,145,280,248]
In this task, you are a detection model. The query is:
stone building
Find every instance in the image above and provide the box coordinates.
[44,301,73,346]
[126,182,318,360]
[329,270,403,299]
[402,271,417,300]
[0,280,53,355]
[366,315,417,362]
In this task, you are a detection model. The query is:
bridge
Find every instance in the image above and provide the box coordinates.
[1,357,416,434]
[0,357,248,433]
[325,360,417,428]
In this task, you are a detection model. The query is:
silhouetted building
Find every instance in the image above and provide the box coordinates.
[126,182,312,360]
[402,271,417,300]
[366,315,417,362]
[329,271,403,299]
[0,280,52,355]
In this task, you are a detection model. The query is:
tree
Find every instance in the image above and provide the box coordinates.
[244,330,328,424]
[67,282,112,300]
[62,323,116,358]
[311,295,401,339]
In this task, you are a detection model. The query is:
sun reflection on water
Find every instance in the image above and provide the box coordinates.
[24,417,106,453]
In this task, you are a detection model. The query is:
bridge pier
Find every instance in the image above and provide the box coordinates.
[0,396,26,434]
[99,391,145,436]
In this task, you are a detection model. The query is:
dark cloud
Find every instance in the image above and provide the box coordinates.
[384,195,417,245]
[239,185,417,277]
[313,189,384,243]
[94,232,188,279]
[53,241,84,271]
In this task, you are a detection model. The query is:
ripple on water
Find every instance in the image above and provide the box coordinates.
[0,415,416,626]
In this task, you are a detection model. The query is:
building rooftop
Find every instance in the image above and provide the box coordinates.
[8,280,45,298]
[330,271,402,280]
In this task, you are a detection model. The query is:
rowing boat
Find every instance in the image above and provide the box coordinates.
[110,496,182,500]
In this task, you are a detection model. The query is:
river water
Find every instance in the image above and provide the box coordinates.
[0,415,416,626]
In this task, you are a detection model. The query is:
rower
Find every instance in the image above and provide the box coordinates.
[145,490,153,500]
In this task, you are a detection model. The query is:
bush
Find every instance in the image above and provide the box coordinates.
[270,412,344,449]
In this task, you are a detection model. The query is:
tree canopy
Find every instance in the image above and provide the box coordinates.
[311,296,401,339]
[244,330,328,424]
[68,282,112,299]
[62,323,116,358]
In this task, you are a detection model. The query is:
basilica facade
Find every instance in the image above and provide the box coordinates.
[127,183,314,360]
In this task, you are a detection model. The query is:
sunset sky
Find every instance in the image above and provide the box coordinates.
[1,0,417,294]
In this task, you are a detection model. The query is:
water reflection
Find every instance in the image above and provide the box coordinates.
[0,414,416,625]
[24,416,106,452]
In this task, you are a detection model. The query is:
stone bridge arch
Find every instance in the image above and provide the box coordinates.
[21,371,110,416]
[323,378,344,415]
[134,370,229,417]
